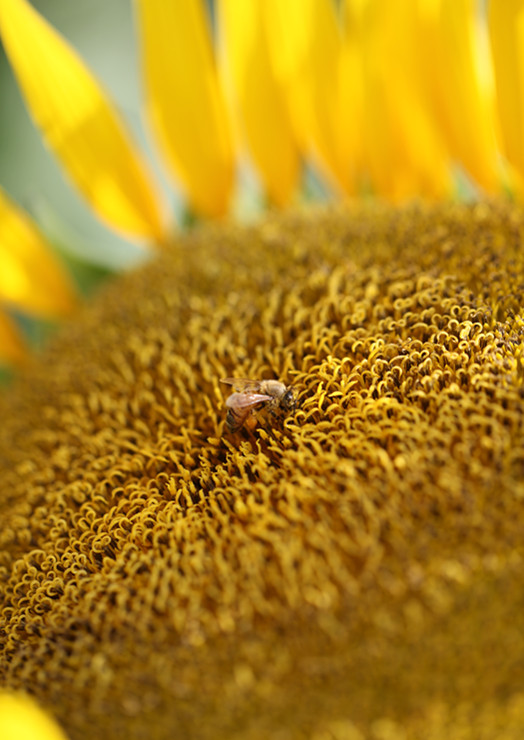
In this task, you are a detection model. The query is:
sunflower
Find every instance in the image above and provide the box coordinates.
[2,1,524,738]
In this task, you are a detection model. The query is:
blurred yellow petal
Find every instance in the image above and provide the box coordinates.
[267,0,355,195]
[0,692,67,740]
[351,0,452,200]
[0,188,77,318]
[489,0,524,192]
[420,0,500,192]
[0,311,26,366]
[339,2,366,187]
[137,0,234,218]
[218,0,299,207]
[0,0,165,242]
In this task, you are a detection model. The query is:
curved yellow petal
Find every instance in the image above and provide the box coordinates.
[351,0,452,200]
[0,188,77,318]
[137,0,234,218]
[0,692,68,740]
[339,2,366,188]
[0,0,165,242]
[218,0,299,207]
[0,311,26,366]
[419,0,500,193]
[267,0,355,195]
[489,0,524,193]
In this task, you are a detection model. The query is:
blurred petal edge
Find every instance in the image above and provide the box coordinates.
[489,0,524,192]
[218,0,300,207]
[137,0,234,218]
[0,311,26,367]
[0,0,166,243]
[0,692,68,740]
[0,188,77,318]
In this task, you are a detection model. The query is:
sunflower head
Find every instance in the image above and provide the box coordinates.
[1,200,524,737]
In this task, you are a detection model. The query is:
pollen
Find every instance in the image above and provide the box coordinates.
[2,201,524,738]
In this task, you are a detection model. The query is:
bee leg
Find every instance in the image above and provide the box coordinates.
[269,407,283,423]
[267,401,279,419]
[225,410,241,433]
[245,411,258,431]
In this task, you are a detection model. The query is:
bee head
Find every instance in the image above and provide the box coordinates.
[280,387,296,413]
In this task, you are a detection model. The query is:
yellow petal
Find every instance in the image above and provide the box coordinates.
[339,2,366,188]
[136,0,234,218]
[218,0,299,207]
[419,0,500,193]
[0,311,26,366]
[0,0,165,242]
[266,0,355,195]
[350,0,452,200]
[0,692,68,740]
[489,0,524,192]
[0,188,77,318]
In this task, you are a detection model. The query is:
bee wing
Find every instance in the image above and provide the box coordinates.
[220,377,262,392]
[224,392,272,433]
[225,392,272,410]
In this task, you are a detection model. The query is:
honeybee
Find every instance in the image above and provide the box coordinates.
[220,378,296,433]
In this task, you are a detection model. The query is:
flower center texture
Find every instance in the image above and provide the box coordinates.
[1,201,524,738]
